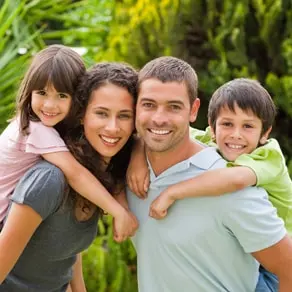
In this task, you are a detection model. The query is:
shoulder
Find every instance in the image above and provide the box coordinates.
[11,161,67,219]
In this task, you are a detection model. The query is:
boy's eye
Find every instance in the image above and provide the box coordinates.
[243,124,253,129]
[222,122,232,127]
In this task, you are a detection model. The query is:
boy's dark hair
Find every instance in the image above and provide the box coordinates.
[138,56,198,105]
[65,62,138,209]
[16,44,85,135]
[208,78,277,134]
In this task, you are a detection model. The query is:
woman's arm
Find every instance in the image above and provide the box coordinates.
[69,253,87,292]
[43,151,137,241]
[150,166,256,219]
[0,203,42,283]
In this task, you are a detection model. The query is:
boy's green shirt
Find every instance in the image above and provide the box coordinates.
[190,126,292,235]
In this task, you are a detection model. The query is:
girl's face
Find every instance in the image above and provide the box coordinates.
[31,84,72,127]
[82,83,135,163]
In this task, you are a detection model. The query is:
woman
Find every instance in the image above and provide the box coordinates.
[0,62,138,291]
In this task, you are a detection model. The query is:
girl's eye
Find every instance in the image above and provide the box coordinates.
[59,93,69,99]
[243,124,253,129]
[37,90,46,96]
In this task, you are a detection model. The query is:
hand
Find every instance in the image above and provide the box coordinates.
[113,209,139,242]
[126,160,150,199]
[149,189,176,219]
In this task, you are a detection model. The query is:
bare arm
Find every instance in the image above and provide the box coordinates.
[252,235,292,292]
[150,166,257,219]
[69,253,87,292]
[43,152,125,218]
[126,138,150,198]
[0,203,42,283]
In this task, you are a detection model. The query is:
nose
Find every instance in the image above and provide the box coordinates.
[105,117,120,133]
[230,127,242,139]
[43,97,57,110]
[152,108,168,126]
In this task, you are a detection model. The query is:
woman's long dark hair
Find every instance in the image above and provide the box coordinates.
[64,62,138,211]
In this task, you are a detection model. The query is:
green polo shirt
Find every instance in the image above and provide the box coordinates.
[190,126,292,235]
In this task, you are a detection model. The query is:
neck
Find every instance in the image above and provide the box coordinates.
[147,138,204,176]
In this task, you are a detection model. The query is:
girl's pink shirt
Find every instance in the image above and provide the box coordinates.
[0,119,68,222]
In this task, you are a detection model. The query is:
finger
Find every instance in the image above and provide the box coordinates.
[133,178,144,199]
[143,174,150,193]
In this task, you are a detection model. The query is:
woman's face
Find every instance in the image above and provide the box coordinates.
[82,83,135,163]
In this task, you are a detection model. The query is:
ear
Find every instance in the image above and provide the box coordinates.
[189,98,200,123]
[208,118,216,141]
[259,126,272,145]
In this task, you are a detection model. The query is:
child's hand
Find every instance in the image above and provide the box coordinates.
[149,188,176,219]
[113,209,139,242]
[127,163,150,199]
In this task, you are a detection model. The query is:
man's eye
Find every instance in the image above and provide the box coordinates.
[142,102,154,108]
[170,104,181,111]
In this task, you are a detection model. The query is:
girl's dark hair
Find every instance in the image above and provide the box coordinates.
[16,44,86,136]
[64,62,138,210]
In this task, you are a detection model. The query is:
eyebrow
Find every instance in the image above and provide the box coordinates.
[139,97,185,106]
[92,106,133,113]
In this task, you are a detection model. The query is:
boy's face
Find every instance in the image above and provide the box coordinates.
[210,103,271,161]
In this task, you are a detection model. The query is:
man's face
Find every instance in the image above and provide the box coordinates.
[136,79,200,154]
[211,103,270,162]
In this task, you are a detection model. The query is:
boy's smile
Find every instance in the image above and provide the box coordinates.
[212,104,270,161]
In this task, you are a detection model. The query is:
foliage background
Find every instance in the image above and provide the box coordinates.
[0,0,291,291]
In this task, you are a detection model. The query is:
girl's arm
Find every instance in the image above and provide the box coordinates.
[69,253,87,292]
[0,203,42,283]
[42,151,137,241]
[149,166,256,219]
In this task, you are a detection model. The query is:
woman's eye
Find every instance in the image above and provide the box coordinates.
[119,114,132,120]
[95,111,107,117]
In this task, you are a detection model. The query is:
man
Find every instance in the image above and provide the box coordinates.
[127,56,292,291]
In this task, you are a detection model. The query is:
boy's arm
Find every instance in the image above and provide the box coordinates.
[149,166,256,219]
[69,253,87,292]
[42,152,137,241]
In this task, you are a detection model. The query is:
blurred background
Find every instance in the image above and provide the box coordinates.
[0,0,291,291]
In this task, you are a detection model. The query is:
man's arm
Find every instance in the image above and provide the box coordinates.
[252,235,292,292]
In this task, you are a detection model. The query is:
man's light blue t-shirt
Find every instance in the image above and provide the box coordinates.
[127,147,286,292]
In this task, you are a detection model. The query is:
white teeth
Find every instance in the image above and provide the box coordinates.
[42,112,58,116]
[227,144,244,149]
[150,129,170,135]
[101,136,119,144]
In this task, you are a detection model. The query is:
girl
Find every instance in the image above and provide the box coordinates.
[0,62,138,291]
[0,45,137,241]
